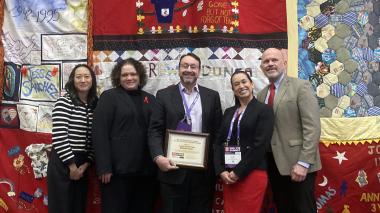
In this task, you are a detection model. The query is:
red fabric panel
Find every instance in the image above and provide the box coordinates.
[0,129,51,212]
[315,143,380,212]
[93,0,138,35]
[4,128,377,212]
[238,0,287,34]
[0,129,101,213]
[93,0,287,35]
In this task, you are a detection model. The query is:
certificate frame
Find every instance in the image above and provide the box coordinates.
[164,129,209,169]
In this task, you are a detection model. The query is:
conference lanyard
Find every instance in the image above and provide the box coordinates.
[225,108,246,147]
[179,86,200,123]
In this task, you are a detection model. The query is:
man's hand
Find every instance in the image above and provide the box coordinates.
[155,155,179,172]
[291,164,308,182]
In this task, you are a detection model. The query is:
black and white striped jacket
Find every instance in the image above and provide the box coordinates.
[52,94,95,165]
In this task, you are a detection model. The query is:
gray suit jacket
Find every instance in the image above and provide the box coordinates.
[257,76,322,175]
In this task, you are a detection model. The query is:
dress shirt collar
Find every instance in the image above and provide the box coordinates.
[271,72,285,89]
[179,82,199,94]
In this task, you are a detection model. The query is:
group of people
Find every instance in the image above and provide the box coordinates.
[47,48,321,213]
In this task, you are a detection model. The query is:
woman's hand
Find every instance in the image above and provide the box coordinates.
[99,173,112,184]
[220,171,236,185]
[78,162,89,173]
[68,163,83,180]
[228,171,239,183]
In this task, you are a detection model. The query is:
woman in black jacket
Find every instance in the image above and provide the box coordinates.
[214,71,274,213]
[92,58,158,213]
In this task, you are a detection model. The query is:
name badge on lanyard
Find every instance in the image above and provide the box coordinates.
[224,108,245,169]
[224,146,241,169]
[176,86,199,132]
[176,117,192,131]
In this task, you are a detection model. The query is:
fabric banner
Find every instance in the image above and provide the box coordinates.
[0,129,101,213]
[93,0,286,35]
[93,0,287,50]
[0,104,19,129]
[315,142,380,212]
[94,47,272,109]
[295,0,380,118]
[41,34,87,61]
[321,117,380,143]
[290,2,380,211]
[2,0,88,65]
[2,128,378,213]
[20,64,60,102]
[3,62,21,102]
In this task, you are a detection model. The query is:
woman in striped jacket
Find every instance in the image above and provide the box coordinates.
[47,64,98,213]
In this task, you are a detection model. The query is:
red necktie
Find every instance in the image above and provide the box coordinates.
[268,82,275,107]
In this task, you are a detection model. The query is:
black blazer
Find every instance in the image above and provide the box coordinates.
[148,84,223,184]
[214,98,274,180]
[92,87,156,176]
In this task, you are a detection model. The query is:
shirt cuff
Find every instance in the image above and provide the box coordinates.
[297,161,310,169]
[153,155,164,162]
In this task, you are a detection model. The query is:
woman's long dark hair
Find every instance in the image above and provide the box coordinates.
[64,64,98,108]
[230,71,253,106]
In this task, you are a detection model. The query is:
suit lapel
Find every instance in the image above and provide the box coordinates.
[258,86,269,103]
[172,84,186,117]
[273,76,288,114]
[198,86,209,132]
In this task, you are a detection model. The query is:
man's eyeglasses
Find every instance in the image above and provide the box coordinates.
[180,64,199,70]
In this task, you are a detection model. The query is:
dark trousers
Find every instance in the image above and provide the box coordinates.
[160,170,214,213]
[267,154,317,213]
[100,175,159,213]
[47,151,88,213]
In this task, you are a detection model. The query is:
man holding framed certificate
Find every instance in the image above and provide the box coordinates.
[148,53,222,213]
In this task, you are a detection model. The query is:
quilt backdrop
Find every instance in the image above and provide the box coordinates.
[0,0,94,212]
[292,0,380,212]
[2,0,379,213]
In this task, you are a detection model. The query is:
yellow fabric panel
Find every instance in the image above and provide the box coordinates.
[286,0,297,78]
[320,117,380,146]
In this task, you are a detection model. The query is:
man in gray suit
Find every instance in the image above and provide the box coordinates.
[257,48,322,213]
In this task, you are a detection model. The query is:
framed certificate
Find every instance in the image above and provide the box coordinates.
[164,129,209,169]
